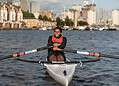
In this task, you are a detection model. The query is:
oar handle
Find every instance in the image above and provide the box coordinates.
[76,51,90,55]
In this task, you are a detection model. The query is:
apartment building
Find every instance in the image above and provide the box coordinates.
[0,3,23,29]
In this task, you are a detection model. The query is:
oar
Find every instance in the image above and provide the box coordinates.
[63,49,119,59]
[0,46,51,61]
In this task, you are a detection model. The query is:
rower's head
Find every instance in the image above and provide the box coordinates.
[53,27,62,37]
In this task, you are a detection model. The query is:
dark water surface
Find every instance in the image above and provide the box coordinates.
[0,30,119,86]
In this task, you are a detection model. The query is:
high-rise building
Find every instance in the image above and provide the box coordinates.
[29,1,40,19]
[87,9,96,25]
[29,1,39,13]
[60,4,82,27]
[20,0,29,11]
[61,9,74,20]
[81,4,96,24]
[71,4,82,27]
[96,8,112,25]
[87,4,96,25]
[112,9,119,26]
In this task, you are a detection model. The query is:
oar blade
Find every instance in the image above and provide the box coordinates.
[101,54,119,59]
[0,55,13,61]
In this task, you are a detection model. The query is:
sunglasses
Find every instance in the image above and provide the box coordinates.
[54,30,60,33]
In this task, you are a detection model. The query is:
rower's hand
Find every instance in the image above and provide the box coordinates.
[53,47,62,51]
[53,43,60,47]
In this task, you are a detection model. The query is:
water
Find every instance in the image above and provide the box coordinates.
[0,30,119,86]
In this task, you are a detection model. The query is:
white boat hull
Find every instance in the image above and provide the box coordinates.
[44,62,77,86]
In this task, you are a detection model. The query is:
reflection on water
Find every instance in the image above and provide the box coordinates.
[0,30,119,86]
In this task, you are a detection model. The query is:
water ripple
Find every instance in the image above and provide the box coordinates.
[0,30,119,86]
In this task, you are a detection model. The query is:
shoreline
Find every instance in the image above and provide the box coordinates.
[0,28,118,31]
[0,29,117,31]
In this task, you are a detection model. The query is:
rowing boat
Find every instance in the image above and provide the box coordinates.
[44,59,77,86]
[15,58,100,86]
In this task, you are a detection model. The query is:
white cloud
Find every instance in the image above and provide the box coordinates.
[35,0,119,11]
[48,0,59,3]
[43,0,60,3]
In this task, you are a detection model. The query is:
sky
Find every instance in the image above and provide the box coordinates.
[33,0,119,11]
[1,0,119,12]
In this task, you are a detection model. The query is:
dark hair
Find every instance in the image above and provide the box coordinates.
[53,26,62,33]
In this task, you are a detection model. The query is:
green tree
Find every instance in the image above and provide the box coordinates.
[48,17,52,22]
[65,16,74,26]
[65,16,70,26]
[56,17,64,27]
[69,20,74,26]
[42,15,49,21]
[22,11,35,19]
[77,21,88,26]
[60,20,65,27]
[38,15,53,22]
[38,15,43,20]
[56,17,61,26]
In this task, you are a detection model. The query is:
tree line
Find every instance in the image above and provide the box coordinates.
[22,11,53,22]
[56,16,88,27]
[22,11,88,27]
